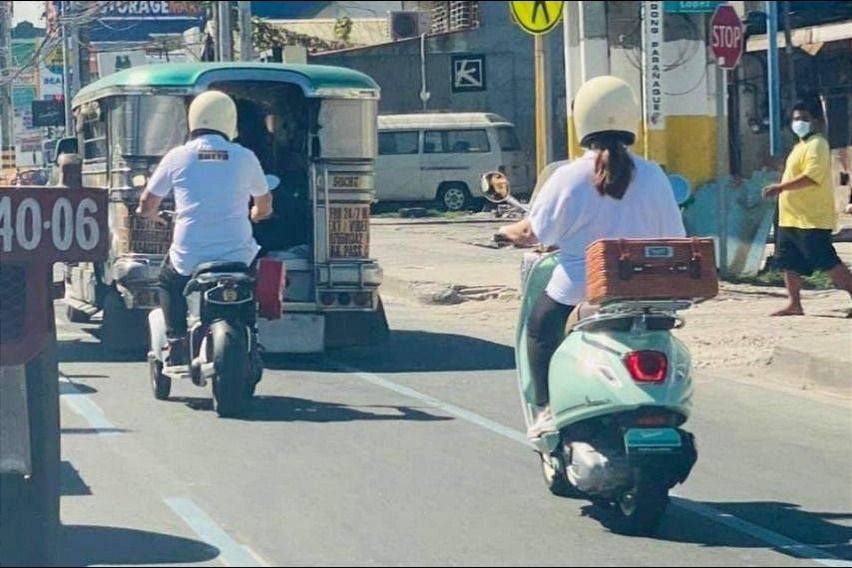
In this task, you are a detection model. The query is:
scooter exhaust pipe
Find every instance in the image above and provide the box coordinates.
[190,358,216,387]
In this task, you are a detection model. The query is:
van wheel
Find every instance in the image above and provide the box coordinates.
[438,184,470,212]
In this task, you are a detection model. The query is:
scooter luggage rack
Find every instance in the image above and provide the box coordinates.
[573,300,692,333]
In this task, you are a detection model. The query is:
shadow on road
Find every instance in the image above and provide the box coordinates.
[580,498,851,561]
[58,524,219,566]
[169,394,453,424]
[265,329,515,374]
[58,338,143,364]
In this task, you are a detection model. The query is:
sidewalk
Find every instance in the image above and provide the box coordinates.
[372,220,852,398]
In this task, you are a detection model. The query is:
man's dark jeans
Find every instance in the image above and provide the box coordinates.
[157,257,192,340]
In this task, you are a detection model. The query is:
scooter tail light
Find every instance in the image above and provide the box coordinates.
[624,351,668,383]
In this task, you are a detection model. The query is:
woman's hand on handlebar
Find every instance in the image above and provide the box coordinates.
[495,219,539,248]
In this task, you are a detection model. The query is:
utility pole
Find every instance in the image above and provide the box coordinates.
[237,1,252,62]
[534,33,551,174]
[0,1,14,154]
[766,1,781,157]
[218,1,233,62]
[781,1,796,104]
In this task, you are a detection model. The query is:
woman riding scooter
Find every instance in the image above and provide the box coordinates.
[496,76,686,439]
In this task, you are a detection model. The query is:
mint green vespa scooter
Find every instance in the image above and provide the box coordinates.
[482,172,698,535]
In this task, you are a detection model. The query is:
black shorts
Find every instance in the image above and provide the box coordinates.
[776,227,842,276]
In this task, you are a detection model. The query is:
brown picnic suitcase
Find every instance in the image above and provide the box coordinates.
[585,238,719,304]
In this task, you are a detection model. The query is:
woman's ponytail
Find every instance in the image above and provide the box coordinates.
[588,133,635,200]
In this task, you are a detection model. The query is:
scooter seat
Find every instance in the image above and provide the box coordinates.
[564,302,600,336]
[192,261,251,277]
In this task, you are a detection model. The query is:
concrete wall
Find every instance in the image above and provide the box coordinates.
[312,1,567,173]
[313,2,727,188]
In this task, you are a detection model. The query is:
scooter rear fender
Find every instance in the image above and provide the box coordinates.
[548,329,694,430]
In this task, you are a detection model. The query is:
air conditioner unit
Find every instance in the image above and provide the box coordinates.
[389,11,430,41]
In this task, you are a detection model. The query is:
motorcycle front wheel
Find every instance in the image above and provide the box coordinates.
[210,320,250,418]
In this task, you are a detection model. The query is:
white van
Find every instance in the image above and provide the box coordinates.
[376,112,532,211]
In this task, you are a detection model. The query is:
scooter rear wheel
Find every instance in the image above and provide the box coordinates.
[210,320,249,418]
[613,483,670,536]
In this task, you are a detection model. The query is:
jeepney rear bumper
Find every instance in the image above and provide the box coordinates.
[112,254,163,309]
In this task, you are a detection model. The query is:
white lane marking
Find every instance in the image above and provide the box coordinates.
[164,497,268,567]
[59,376,121,436]
[671,498,851,567]
[338,363,851,568]
[336,363,530,446]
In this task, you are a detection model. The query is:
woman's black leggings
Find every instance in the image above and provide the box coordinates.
[527,293,575,406]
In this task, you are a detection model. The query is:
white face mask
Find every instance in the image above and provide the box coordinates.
[791,120,811,138]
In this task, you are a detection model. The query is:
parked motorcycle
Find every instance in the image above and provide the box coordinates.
[482,171,698,535]
[147,175,280,417]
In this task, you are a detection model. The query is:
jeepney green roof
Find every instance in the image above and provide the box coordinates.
[73,62,379,106]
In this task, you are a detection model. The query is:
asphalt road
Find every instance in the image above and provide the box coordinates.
[53,296,851,567]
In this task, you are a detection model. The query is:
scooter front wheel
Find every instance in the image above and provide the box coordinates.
[540,453,580,498]
[148,357,171,400]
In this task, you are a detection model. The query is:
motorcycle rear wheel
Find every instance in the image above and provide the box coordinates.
[210,320,249,418]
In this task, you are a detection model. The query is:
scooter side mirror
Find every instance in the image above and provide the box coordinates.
[265,174,281,192]
[480,171,511,204]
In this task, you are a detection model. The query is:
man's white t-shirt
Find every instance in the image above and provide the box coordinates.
[147,134,269,276]
[529,151,686,306]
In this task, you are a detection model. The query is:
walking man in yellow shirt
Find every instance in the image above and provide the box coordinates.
[762,99,852,316]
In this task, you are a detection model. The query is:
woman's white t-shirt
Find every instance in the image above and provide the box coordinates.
[528,151,686,306]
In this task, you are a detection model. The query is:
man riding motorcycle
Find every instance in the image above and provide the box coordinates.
[136,90,274,365]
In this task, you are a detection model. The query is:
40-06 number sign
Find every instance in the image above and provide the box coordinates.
[0,187,109,263]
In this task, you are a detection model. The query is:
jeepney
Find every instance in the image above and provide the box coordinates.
[60,63,387,352]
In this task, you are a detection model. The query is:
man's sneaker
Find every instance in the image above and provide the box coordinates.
[165,338,188,367]
[527,406,557,439]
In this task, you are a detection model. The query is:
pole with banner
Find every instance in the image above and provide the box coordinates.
[509,1,564,176]
[641,1,665,164]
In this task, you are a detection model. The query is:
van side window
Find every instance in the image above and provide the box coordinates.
[424,129,491,154]
[496,126,521,151]
[378,131,419,155]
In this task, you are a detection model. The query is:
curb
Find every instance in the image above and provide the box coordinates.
[768,345,851,393]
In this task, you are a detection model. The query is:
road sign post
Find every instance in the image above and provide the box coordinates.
[709,4,745,277]
[509,1,564,175]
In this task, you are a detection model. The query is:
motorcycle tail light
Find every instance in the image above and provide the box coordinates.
[635,414,671,427]
[624,351,668,383]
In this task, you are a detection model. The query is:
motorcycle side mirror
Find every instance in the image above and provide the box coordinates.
[265,174,281,191]
[480,171,511,204]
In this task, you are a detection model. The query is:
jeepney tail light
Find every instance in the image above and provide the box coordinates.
[320,292,336,306]
[354,292,371,307]
[338,292,351,306]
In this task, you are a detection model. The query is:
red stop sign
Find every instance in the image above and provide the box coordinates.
[710,5,744,69]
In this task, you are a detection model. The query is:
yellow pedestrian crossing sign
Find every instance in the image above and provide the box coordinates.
[510,1,564,35]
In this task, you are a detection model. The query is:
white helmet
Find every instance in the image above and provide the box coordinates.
[573,76,640,146]
[188,90,237,140]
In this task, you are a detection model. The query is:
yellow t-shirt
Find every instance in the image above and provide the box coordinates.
[779,134,836,229]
